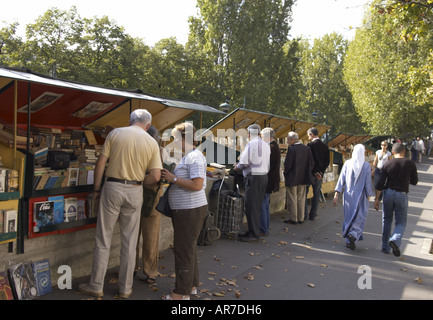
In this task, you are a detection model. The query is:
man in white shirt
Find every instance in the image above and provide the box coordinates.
[235,124,270,241]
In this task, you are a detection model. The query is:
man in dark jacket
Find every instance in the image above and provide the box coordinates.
[306,127,330,221]
[260,127,281,235]
[284,131,314,224]
[374,142,418,257]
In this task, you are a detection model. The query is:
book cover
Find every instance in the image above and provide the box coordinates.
[4,209,17,233]
[33,201,54,233]
[48,195,64,224]
[0,271,14,300]
[77,199,87,220]
[0,168,6,193]
[78,167,88,186]
[0,210,4,234]
[31,259,52,296]
[64,197,78,222]
[52,174,66,188]
[43,175,59,189]
[35,174,50,190]
[67,168,79,186]
[8,262,38,300]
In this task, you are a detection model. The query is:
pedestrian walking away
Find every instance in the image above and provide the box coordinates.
[78,109,162,299]
[333,144,375,250]
[374,142,418,257]
[305,127,330,221]
[371,140,392,201]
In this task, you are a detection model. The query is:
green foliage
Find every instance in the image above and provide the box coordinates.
[344,0,433,137]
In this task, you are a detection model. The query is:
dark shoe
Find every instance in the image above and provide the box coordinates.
[389,241,401,257]
[240,236,259,242]
[284,220,297,225]
[347,234,356,250]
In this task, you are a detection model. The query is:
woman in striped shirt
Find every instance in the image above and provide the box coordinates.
[161,122,208,300]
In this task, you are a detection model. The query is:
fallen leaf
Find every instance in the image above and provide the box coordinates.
[307,283,316,288]
[208,271,218,276]
[245,273,255,281]
[265,284,271,288]
[414,277,423,284]
[320,264,328,268]
[400,268,408,272]
[295,256,304,259]
[279,240,288,245]
[213,292,225,297]
[234,290,241,298]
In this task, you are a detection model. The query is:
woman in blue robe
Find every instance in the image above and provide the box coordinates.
[333,144,375,250]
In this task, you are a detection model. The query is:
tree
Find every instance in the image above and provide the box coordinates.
[298,33,364,136]
[344,0,433,137]
[189,0,295,114]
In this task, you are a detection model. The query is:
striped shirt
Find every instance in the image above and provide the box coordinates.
[168,149,208,210]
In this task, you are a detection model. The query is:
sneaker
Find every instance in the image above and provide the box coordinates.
[389,241,401,257]
[78,283,104,298]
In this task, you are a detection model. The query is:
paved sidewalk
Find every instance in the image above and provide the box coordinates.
[39,156,433,301]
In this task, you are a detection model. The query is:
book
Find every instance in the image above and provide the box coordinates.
[4,209,17,233]
[87,170,94,185]
[48,195,64,224]
[43,175,59,189]
[67,168,79,186]
[64,197,78,222]
[77,199,87,220]
[0,168,6,193]
[0,271,14,300]
[35,174,50,190]
[8,262,38,300]
[0,210,3,234]
[78,167,88,185]
[52,173,66,188]
[31,259,52,296]
[33,201,54,233]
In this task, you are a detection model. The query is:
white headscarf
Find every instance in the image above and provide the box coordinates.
[347,144,365,186]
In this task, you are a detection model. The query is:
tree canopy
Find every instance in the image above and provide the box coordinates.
[1,1,432,137]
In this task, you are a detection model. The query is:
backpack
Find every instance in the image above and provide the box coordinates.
[197,211,221,246]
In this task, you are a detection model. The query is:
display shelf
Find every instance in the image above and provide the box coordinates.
[27,192,97,239]
[0,192,20,201]
[0,232,17,245]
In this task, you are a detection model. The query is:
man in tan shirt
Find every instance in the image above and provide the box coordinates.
[79,109,162,299]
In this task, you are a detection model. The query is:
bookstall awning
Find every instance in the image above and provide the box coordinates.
[327,133,373,149]
[201,108,331,141]
[0,67,223,132]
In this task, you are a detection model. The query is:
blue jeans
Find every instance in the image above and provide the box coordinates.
[382,189,408,252]
[260,193,271,234]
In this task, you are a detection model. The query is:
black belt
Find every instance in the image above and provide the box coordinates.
[107,177,142,185]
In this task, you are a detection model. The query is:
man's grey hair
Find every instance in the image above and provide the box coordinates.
[261,127,276,142]
[130,109,152,126]
[287,131,299,141]
[248,124,261,137]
